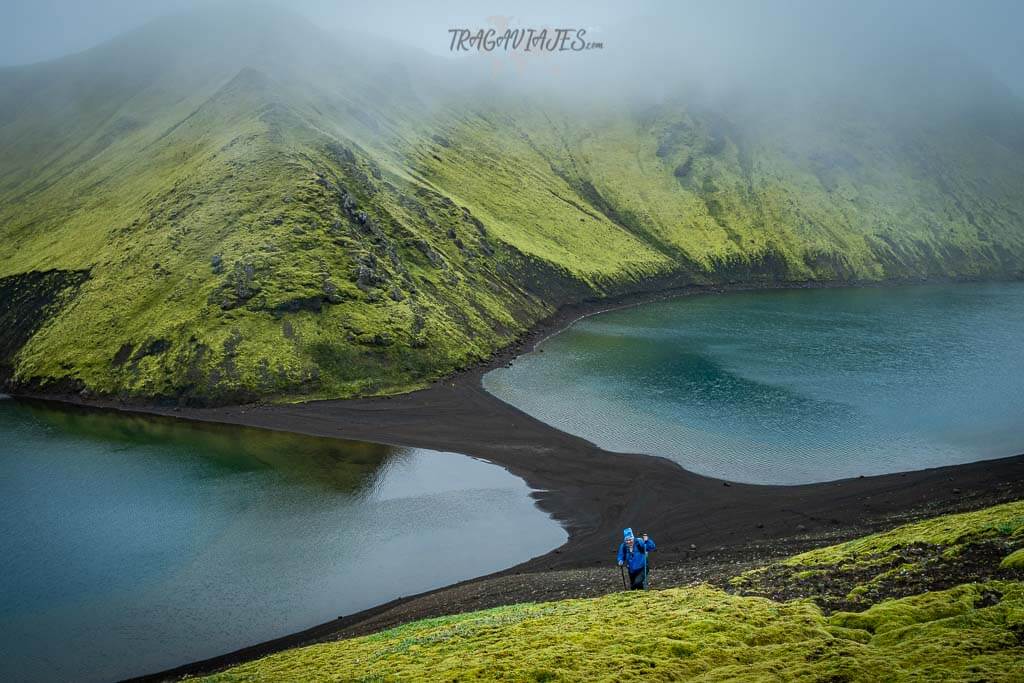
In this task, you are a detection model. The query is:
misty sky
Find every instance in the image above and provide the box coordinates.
[1,0,1023,96]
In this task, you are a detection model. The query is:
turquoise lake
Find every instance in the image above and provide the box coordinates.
[0,399,565,683]
[484,282,1024,485]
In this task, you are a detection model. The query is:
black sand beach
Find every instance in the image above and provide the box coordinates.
[15,284,1024,681]
[119,376,1024,680]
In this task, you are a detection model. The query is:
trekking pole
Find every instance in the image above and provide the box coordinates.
[643,549,649,590]
[619,563,628,590]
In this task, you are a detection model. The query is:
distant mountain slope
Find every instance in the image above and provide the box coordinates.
[1,5,1022,402]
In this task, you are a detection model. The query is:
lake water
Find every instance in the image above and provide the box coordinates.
[0,398,565,683]
[485,282,1024,485]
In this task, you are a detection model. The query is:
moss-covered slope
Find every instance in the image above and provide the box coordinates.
[2,6,1023,402]
[200,501,1024,682]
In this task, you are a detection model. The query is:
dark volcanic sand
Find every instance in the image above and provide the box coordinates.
[16,283,1024,682]
[90,373,1024,681]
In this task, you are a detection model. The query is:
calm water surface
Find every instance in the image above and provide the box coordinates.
[485,282,1024,485]
[0,399,565,682]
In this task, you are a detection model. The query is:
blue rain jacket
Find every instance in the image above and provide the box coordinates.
[617,537,656,572]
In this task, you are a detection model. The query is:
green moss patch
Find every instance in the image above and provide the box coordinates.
[732,501,1024,612]
[202,581,1024,682]
[1002,548,1024,570]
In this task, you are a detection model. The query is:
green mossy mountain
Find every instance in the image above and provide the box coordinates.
[3,6,1023,402]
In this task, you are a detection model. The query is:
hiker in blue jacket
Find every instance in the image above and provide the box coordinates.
[617,527,656,590]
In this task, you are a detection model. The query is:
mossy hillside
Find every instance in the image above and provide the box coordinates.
[5,115,554,401]
[3,6,1024,401]
[1,58,560,401]
[202,583,1024,682]
[731,500,1024,611]
[783,501,1024,566]
[202,500,1024,682]
[410,107,674,284]
[431,99,1024,284]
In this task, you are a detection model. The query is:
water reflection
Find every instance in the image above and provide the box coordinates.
[0,398,565,682]
[11,398,397,493]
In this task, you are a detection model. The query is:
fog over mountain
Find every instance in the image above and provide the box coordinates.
[3,0,1024,94]
[1,1,1022,402]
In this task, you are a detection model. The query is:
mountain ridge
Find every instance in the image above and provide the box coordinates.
[2,5,1022,402]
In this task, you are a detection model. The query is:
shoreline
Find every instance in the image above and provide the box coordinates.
[445,275,1019,384]
[9,278,1024,681]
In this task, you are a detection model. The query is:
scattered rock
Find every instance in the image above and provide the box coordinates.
[112,343,134,367]
[413,239,444,267]
[673,157,693,179]
[356,264,377,290]
[323,279,344,303]
[130,338,171,363]
[272,296,325,315]
[230,261,257,304]
[975,590,1002,608]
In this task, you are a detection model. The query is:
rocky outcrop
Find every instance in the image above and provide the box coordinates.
[0,269,89,388]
